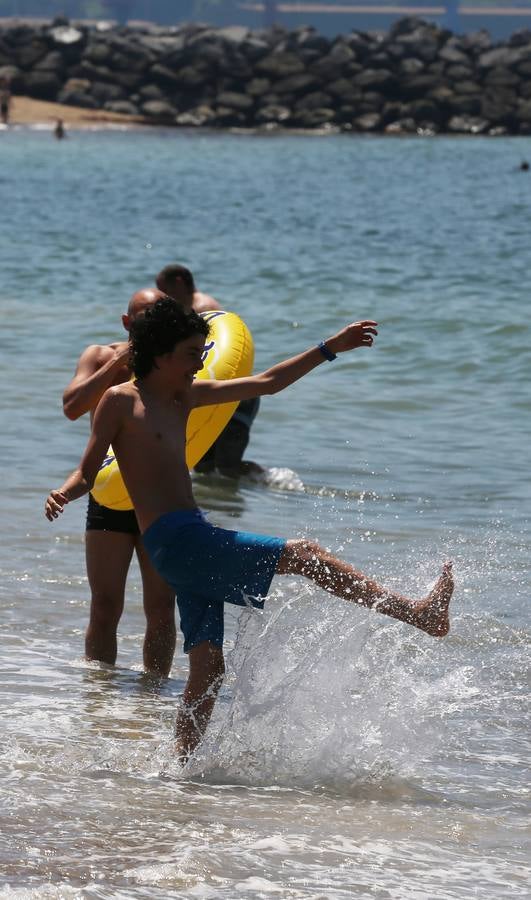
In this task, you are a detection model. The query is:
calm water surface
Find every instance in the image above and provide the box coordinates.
[0,127,530,898]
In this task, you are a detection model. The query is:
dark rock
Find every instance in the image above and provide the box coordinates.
[517,60,531,77]
[174,65,208,88]
[141,99,178,119]
[176,105,216,126]
[15,41,48,69]
[453,80,482,96]
[481,89,517,123]
[386,117,417,134]
[447,93,482,116]
[293,107,336,127]
[246,77,270,96]
[90,81,125,104]
[353,68,394,90]
[399,58,424,77]
[461,30,491,54]
[213,105,247,126]
[255,103,291,123]
[445,64,474,81]
[439,43,470,66]
[273,73,317,95]
[358,93,385,115]
[399,74,440,98]
[516,98,531,121]
[448,115,489,134]
[150,63,181,87]
[295,91,334,111]
[327,78,362,102]
[34,51,65,73]
[85,42,113,66]
[58,89,99,109]
[256,52,305,78]
[104,100,140,116]
[477,47,528,70]
[354,112,382,131]
[138,83,166,101]
[216,90,254,110]
[21,70,61,100]
[484,67,520,87]
[508,28,531,47]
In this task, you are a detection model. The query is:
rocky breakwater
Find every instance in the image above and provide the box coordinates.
[1,16,531,134]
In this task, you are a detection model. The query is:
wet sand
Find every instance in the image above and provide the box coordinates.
[7,95,149,128]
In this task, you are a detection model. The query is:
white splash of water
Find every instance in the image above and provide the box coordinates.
[184,576,462,789]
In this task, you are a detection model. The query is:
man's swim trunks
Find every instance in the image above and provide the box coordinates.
[86,494,139,535]
[142,508,285,652]
[194,398,260,473]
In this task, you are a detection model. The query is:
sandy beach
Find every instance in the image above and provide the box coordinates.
[7,95,149,128]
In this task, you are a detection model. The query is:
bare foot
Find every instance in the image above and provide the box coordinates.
[410,562,454,637]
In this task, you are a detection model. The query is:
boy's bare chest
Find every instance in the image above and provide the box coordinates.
[132,399,188,448]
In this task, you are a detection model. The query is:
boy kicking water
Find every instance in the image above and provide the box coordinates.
[45,298,454,760]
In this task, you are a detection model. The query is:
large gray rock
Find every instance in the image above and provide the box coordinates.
[448,115,489,134]
[353,68,394,91]
[176,105,216,126]
[246,77,270,96]
[141,99,178,119]
[255,103,291,124]
[477,46,528,70]
[295,91,334,111]
[484,67,520,87]
[215,91,254,110]
[354,112,382,131]
[256,52,305,78]
[293,107,336,127]
[273,73,317,95]
[90,81,125,104]
[34,51,65,73]
[104,100,140,116]
[15,40,47,69]
[21,70,61,99]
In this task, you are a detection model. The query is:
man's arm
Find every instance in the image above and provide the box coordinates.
[45,389,125,520]
[63,343,130,420]
[192,320,377,408]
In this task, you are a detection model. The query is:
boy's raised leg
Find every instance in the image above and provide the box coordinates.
[277,540,453,637]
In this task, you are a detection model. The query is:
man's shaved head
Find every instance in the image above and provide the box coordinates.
[127,288,167,320]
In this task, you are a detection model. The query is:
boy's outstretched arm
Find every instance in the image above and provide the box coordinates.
[191,320,378,408]
[45,388,125,521]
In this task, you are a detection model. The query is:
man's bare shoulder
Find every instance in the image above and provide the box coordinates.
[193,291,221,313]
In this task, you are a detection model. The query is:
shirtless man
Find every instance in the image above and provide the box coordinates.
[62,287,175,676]
[156,264,262,478]
[47,299,454,760]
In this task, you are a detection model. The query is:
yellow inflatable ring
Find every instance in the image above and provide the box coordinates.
[91,310,254,511]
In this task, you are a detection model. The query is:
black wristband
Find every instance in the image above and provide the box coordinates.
[318,341,337,361]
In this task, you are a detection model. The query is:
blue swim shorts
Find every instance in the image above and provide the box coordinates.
[142,509,286,653]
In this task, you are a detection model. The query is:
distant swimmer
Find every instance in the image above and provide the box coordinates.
[46,299,455,762]
[0,76,11,125]
[520,161,529,171]
[62,287,176,676]
[156,263,263,478]
[54,118,66,139]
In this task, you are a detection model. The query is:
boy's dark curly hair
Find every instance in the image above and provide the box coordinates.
[130,297,210,378]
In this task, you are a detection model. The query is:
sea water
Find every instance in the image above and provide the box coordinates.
[0,127,529,898]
